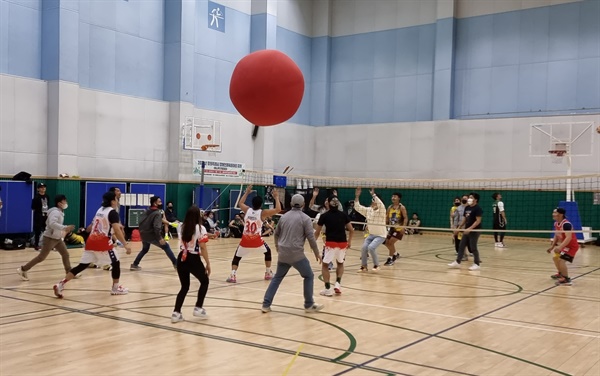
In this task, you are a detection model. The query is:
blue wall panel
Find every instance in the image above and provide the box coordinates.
[0,182,34,234]
[84,182,126,227]
[2,0,42,79]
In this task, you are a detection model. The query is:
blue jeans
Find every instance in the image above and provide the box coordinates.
[361,235,384,267]
[133,241,177,266]
[263,257,314,309]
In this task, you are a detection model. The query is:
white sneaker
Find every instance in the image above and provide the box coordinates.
[468,264,481,271]
[193,307,208,319]
[111,285,129,295]
[334,282,342,295]
[17,267,29,281]
[498,243,506,248]
[320,288,334,297]
[305,303,324,313]
[448,261,461,269]
[494,242,501,247]
[171,312,184,323]
[53,283,64,298]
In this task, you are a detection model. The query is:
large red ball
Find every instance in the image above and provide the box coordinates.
[229,50,304,126]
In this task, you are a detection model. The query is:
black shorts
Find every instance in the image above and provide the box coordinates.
[559,253,574,263]
[386,228,403,241]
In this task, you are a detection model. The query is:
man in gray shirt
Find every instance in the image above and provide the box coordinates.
[262,194,324,313]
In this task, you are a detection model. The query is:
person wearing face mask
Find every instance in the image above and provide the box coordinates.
[354,188,386,272]
[451,195,470,260]
[31,183,50,250]
[17,195,75,281]
[448,192,483,271]
[130,196,178,271]
[53,191,132,297]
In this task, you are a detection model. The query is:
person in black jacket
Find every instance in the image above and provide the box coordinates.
[130,196,177,271]
[31,183,50,250]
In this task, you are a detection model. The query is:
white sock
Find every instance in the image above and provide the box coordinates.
[231,270,237,276]
[112,283,119,289]
[265,267,271,273]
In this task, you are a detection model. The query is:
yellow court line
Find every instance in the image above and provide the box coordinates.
[282,343,304,376]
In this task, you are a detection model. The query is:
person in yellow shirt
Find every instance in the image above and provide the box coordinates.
[384,192,408,266]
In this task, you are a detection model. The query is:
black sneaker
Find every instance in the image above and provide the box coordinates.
[384,257,395,266]
[550,273,561,279]
[393,252,400,260]
[555,277,572,286]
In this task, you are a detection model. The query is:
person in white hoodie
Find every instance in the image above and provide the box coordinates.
[354,188,387,272]
[17,195,74,281]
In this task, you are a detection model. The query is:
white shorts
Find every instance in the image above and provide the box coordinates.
[235,244,267,257]
[80,249,120,265]
[322,243,347,264]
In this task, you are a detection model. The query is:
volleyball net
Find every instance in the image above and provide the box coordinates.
[241,170,600,240]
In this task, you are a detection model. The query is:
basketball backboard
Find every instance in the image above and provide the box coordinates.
[182,117,222,152]
[529,122,594,158]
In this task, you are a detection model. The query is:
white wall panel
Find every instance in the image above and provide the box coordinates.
[276,0,313,36]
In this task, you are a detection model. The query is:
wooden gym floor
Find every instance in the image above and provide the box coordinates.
[0,232,598,376]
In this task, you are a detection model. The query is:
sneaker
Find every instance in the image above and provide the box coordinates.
[394,252,400,260]
[130,264,142,271]
[169,222,179,228]
[372,265,381,272]
[16,267,29,281]
[264,270,273,280]
[498,243,507,248]
[111,285,129,295]
[34,246,41,251]
[53,283,64,298]
[358,266,368,273]
[448,261,461,269]
[334,282,342,295]
[468,264,481,271]
[555,277,572,286]
[102,264,112,271]
[193,307,208,319]
[164,234,170,241]
[261,306,271,313]
[384,257,395,266]
[226,275,237,283]
[305,303,324,313]
[171,312,184,323]
[320,288,334,297]
[494,242,501,247]
[550,273,561,279]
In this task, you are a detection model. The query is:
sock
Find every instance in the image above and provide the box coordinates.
[336,277,342,284]
[231,270,237,276]
[112,282,119,289]
[325,282,331,289]
[265,267,270,273]
[60,279,68,285]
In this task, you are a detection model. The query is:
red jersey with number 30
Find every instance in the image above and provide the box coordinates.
[239,208,264,248]
[554,219,579,256]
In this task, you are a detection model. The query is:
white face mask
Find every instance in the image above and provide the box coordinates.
[467,198,474,205]
[62,203,69,210]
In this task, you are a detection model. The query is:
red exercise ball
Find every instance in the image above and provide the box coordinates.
[229,50,304,126]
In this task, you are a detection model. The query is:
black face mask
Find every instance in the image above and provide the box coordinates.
[167,206,173,210]
[461,199,467,204]
[454,202,460,206]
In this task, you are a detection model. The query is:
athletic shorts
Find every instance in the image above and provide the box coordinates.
[80,249,119,265]
[322,242,347,264]
[386,228,404,241]
[235,244,267,257]
[556,246,578,263]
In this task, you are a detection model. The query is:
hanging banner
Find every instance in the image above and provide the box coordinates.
[193,160,244,179]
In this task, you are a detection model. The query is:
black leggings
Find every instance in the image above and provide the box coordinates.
[70,259,121,280]
[231,241,272,266]
[174,252,209,313]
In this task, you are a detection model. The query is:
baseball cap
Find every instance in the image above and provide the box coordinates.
[554,207,566,215]
[291,194,304,207]
[38,183,46,188]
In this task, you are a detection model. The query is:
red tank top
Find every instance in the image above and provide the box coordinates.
[554,219,579,255]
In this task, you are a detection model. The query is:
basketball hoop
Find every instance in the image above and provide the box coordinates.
[200,144,220,151]
[549,150,566,164]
